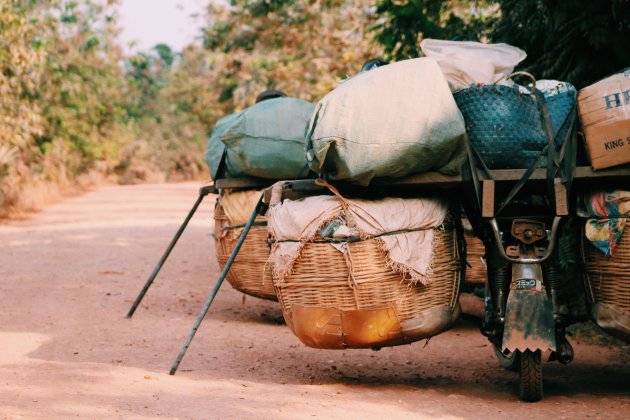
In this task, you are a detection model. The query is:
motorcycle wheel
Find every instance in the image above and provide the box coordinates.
[492,344,518,372]
[518,349,543,402]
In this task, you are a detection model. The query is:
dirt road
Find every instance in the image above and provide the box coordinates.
[1,182,630,419]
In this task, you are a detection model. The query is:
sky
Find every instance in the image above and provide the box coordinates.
[116,0,208,53]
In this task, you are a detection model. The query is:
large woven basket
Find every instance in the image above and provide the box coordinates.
[583,226,630,341]
[464,231,486,285]
[214,200,277,301]
[272,219,462,349]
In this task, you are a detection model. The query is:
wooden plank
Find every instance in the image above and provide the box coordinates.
[369,172,462,186]
[218,164,630,192]
[574,165,630,179]
[482,180,495,218]
[214,177,277,190]
[481,168,546,181]
[222,172,463,192]
[554,179,568,216]
[479,165,630,182]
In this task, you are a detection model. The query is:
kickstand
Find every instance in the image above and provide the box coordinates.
[169,194,267,375]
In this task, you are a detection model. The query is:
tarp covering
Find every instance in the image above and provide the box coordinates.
[206,97,315,180]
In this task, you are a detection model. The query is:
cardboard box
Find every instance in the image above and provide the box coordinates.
[577,68,630,170]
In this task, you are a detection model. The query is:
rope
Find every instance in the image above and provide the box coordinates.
[268,226,444,245]
[314,178,356,227]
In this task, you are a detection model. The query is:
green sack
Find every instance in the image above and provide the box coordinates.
[205,97,315,180]
[205,111,243,180]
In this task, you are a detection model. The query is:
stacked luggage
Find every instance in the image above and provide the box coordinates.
[207,57,468,346]
[204,41,630,358]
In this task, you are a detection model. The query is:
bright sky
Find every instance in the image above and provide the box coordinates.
[117,0,208,53]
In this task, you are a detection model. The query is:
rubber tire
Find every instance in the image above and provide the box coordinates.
[493,344,519,372]
[518,350,543,402]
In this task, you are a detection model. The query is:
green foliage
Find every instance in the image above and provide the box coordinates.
[373,0,499,60]
[372,0,630,88]
[492,0,630,88]
[35,0,128,168]
[0,1,155,215]
[119,44,208,183]
[1,0,47,214]
[199,0,384,111]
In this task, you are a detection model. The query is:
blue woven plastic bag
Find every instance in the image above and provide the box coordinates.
[454,78,576,169]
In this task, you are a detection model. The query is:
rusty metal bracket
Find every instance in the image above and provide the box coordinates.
[511,219,546,245]
[489,217,561,264]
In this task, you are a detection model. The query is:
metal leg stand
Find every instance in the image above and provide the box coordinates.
[126,185,214,319]
[169,195,267,375]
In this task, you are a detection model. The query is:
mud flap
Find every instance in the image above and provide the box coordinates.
[502,283,556,353]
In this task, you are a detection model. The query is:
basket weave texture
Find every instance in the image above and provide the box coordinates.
[464,231,486,285]
[454,85,575,169]
[272,219,462,349]
[584,227,630,314]
[214,200,277,301]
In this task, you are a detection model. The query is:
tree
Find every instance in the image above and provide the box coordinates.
[372,0,630,88]
[493,0,630,88]
[0,0,45,215]
[199,0,384,111]
[373,0,499,60]
[1,0,135,215]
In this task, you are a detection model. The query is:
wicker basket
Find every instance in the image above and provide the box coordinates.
[583,226,630,341]
[214,200,277,301]
[272,219,462,349]
[464,231,486,285]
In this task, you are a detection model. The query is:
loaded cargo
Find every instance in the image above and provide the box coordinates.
[128,39,630,404]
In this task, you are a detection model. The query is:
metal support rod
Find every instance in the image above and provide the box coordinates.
[169,195,266,375]
[126,185,214,319]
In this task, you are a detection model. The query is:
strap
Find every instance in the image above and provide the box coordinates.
[465,140,483,210]
[221,221,267,230]
[469,143,494,180]
[534,89,558,212]
[560,107,578,197]
[314,178,351,216]
[495,145,548,216]
[269,226,440,244]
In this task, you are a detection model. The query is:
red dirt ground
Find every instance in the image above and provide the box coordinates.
[1,182,629,419]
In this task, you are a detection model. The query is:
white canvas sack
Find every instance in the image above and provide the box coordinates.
[305,57,467,186]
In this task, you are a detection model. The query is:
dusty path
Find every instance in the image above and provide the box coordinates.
[1,182,630,419]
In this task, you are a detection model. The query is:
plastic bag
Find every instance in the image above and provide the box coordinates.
[420,39,527,92]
